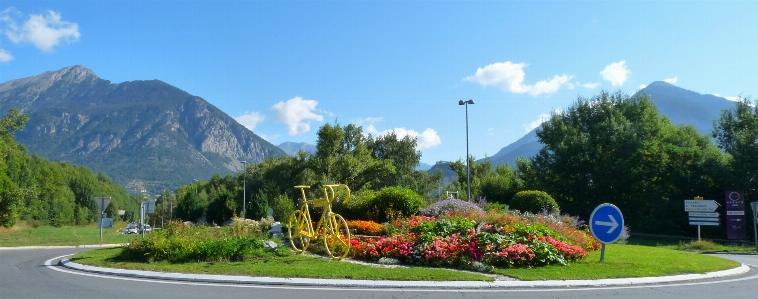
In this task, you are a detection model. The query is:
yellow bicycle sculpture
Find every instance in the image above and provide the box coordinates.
[288,184,352,260]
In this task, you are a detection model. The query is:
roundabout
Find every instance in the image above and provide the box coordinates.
[3,246,758,299]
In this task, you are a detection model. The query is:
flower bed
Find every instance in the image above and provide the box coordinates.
[345,219,385,236]
[350,213,599,270]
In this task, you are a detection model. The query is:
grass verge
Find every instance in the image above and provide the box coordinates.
[0,223,138,247]
[628,236,757,253]
[71,244,741,281]
[71,247,493,281]
[493,244,740,280]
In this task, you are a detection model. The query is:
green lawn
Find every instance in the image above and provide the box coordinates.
[0,223,138,247]
[628,235,757,253]
[71,247,493,281]
[493,244,740,280]
[69,243,741,281]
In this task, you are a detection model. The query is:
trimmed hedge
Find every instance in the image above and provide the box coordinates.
[509,190,559,214]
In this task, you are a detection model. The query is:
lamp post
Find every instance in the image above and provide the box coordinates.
[458,99,475,200]
[193,179,198,193]
[240,160,247,218]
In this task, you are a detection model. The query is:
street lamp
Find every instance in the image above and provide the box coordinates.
[193,179,198,193]
[240,160,247,218]
[459,99,475,200]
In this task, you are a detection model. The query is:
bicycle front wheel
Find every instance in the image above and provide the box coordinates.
[288,210,310,253]
[322,213,351,260]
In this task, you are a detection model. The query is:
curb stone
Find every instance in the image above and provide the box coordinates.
[57,257,751,289]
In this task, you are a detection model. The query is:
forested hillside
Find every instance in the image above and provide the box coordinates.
[0,108,141,228]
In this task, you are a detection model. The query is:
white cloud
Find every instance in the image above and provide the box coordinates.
[271,97,324,135]
[639,84,648,90]
[463,61,573,96]
[2,9,80,51]
[354,117,441,149]
[523,114,550,133]
[377,127,441,149]
[663,77,678,84]
[582,82,600,89]
[0,49,12,62]
[600,60,630,86]
[235,111,265,131]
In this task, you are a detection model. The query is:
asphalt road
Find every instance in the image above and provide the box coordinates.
[2,247,758,299]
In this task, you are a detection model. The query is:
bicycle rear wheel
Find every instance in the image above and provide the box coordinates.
[322,213,351,260]
[288,210,310,252]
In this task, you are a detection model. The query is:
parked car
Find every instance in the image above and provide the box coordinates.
[141,224,152,233]
[123,223,138,234]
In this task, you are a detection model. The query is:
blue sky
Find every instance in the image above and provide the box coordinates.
[1,1,757,165]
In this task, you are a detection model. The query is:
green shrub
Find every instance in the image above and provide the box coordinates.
[509,190,559,214]
[120,220,277,263]
[271,194,295,222]
[413,218,477,243]
[332,190,374,221]
[365,187,425,223]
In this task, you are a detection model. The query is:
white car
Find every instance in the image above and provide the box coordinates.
[123,223,138,234]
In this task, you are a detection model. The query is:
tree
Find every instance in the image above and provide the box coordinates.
[205,186,237,225]
[308,123,394,191]
[370,132,422,189]
[175,189,205,222]
[479,163,522,204]
[248,190,270,221]
[0,108,29,227]
[526,91,725,234]
[712,97,758,198]
[448,156,496,199]
[0,107,28,137]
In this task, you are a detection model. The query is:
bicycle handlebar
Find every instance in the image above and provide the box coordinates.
[294,184,351,205]
[323,184,351,204]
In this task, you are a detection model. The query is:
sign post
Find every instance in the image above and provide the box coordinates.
[140,201,155,239]
[725,191,747,240]
[95,197,111,243]
[590,203,624,262]
[751,202,758,252]
[685,197,719,241]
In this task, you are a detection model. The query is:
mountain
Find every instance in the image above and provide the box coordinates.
[278,142,316,156]
[427,161,457,185]
[416,162,432,171]
[0,65,285,194]
[483,81,738,167]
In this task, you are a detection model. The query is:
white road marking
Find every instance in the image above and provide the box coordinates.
[44,255,758,293]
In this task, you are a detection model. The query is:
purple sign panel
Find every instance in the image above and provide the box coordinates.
[725,191,746,239]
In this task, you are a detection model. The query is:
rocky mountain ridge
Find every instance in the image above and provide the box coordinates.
[0,65,285,194]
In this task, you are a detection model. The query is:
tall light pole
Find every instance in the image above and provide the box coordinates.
[193,179,198,193]
[240,160,247,219]
[459,99,475,200]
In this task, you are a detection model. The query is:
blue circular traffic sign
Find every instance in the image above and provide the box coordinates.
[590,203,624,244]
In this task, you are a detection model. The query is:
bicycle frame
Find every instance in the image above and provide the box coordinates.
[289,184,352,259]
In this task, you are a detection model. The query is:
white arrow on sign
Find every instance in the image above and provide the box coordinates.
[594,215,619,234]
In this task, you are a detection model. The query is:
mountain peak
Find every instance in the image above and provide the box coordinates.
[645,81,675,88]
[47,65,99,83]
[0,65,100,94]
